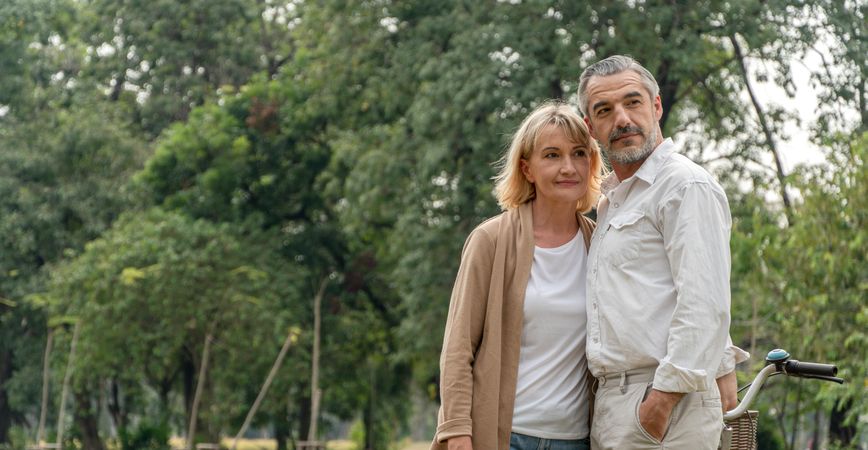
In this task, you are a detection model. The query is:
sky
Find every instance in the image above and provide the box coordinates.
[753,52,828,172]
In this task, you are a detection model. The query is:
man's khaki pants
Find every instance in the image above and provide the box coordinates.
[590,368,723,449]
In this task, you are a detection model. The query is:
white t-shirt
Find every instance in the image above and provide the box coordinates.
[511,231,590,440]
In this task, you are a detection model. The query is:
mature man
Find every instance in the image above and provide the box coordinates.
[579,55,748,449]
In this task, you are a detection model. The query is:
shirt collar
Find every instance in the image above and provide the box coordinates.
[633,137,675,185]
[600,137,675,195]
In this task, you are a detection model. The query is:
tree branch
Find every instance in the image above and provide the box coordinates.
[730,33,794,224]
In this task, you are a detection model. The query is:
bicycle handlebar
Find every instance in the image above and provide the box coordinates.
[784,360,837,378]
[722,350,844,421]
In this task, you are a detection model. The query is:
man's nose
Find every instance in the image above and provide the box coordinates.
[612,105,632,128]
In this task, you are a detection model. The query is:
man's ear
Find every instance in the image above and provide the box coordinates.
[653,95,663,121]
[584,116,597,140]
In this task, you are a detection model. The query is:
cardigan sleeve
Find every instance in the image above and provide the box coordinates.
[435,225,496,443]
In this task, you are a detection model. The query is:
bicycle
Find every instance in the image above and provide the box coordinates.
[718,348,844,450]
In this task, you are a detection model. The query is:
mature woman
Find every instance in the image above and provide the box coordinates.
[431,101,604,450]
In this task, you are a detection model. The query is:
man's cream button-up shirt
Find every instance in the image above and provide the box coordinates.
[586,138,745,393]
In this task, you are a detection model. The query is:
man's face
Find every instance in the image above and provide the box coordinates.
[583,70,663,166]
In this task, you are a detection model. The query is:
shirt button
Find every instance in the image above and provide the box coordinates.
[613,202,620,208]
[593,338,599,343]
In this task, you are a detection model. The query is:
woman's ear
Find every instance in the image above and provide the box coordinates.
[520,158,534,183]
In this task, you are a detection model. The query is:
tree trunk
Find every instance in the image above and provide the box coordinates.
[363,401,373,450]
[656,57,678,131]
[73,390,106,450]
[775,384,789,450]
[182,346,196,429]
[273,413,289,450]
[297,395,311,442]
[549,78,563,101]
[788,379,803,450]
[364,363,375,450]
[729,33,794,224]
[0,346,13,444]
[56,322,81,450]
[828,399,856,446]
[36,330,54,445]
[106,379,128,440]
[749,296,758,360]
[186,332,214,450]
[307,278,328,442]
[232,328,297,449]
[809,411,821,450]
[859,71,866,132]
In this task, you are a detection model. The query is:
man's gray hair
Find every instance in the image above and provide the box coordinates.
[577,55,660,117]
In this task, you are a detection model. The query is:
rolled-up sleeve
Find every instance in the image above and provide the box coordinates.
[716,336,751,377]
[653,181,732,393]
[435,227,495,442]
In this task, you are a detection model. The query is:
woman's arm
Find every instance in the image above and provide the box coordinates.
[435,227,496,444]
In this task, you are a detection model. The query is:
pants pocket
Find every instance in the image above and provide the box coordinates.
[633,383,668,445]
[701,391,722,409]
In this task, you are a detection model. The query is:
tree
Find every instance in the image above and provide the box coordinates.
[0,93,144,444]
[40,208,305,449]
[729,133,867,448]
[134,38,410,442]
[74,0,299,136]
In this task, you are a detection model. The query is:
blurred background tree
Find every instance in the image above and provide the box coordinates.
[0,0,864,449]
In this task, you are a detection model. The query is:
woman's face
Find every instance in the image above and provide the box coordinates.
[520,124,591,208]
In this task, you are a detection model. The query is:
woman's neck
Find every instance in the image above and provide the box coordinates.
[531,199,579,248]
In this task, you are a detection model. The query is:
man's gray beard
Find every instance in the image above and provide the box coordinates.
[604,126,658,165]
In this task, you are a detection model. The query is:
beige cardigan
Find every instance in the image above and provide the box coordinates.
[432,202,595,450]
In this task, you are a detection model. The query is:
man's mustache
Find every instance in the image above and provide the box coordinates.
[609,126,645,143]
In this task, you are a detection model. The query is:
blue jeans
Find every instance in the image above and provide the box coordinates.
[509,432,591,450]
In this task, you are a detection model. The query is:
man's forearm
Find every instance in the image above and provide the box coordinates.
[716,370,738,412]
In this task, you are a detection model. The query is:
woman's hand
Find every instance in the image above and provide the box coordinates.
[447,435,472,450]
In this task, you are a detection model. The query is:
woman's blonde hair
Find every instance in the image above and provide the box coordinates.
[494,101,604,212]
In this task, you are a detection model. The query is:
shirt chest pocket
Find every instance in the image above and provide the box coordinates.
[603,210,654,267]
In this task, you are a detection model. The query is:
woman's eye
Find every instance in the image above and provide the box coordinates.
[574,149,587,157]
[544,152,558,159]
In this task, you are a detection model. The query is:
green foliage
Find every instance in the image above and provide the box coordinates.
[42,207,306,440]
[118,419,171,450]
[318,0,859,393]
[74,0,299,136]
[0,89,144,442]
[730,133,867,444]
[757,416,785,450]
[0,0,77,114]
[348,419,365,450]
[0,425,32,450]
[800,0,867,137]
[2,0,865,447]
[133,26,410,440]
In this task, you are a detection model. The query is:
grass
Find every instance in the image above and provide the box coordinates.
[167,438,428,450]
